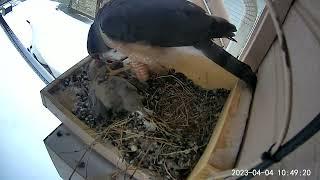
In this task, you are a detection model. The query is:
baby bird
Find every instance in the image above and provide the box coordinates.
[93,76,144,113]
[87,59,147,118]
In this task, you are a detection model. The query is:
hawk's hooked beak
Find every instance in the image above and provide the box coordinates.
[101,49,128,61]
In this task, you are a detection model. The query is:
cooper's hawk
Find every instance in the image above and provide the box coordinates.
[87,0,256,88]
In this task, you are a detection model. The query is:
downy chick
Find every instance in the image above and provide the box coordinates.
[87,59,147,118]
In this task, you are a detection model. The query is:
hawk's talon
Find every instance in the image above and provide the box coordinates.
[106,66,131,77]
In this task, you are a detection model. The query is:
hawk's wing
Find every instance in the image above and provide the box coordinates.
[97,0,214,47]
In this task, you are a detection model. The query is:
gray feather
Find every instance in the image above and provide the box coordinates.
[95,0,237,47]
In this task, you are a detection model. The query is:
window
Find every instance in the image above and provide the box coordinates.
[223,0,265,58]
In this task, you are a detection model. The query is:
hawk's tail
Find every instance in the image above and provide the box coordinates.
[195,40,256,90]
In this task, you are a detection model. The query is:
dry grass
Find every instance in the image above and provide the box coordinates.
[88,71,229,179]
[62,64,229,179]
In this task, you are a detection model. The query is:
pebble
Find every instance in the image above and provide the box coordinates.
[130,145,138,152]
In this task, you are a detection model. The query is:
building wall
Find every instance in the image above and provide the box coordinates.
[237,0,320,179]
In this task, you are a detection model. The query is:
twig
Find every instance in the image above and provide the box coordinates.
[155,75,192,94]
[161,148,193,156]
[163,161,177,180]
[84,147,93,179]
[161,144,207,156]
[68,141,96,180]
[130,143,152,179]
[57,147,86,155]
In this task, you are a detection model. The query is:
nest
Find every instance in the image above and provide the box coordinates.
[62,62,230,179]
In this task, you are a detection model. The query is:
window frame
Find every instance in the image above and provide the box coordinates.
[238,0,295,71]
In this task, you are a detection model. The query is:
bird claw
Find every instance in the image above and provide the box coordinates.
[106,66,131,77]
